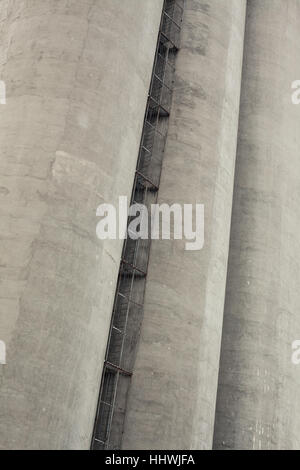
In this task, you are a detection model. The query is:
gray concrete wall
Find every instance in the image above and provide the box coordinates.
[122,0,246,450]
[214,0,300,450]
[0,0,163,450]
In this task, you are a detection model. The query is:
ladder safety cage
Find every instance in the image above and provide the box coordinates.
[91,0,184,450]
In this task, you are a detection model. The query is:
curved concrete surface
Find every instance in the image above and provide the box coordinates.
[0,0,163,449]
[122,0,246,450]
[214,0,300,450]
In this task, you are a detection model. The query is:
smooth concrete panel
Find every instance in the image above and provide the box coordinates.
[214,0,300,450]
[122,0,246,450]
[0,0,163,449]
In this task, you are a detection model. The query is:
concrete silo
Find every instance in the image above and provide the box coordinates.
[0,0,163,449]
[121,0,246,449]
[214,0,300,450]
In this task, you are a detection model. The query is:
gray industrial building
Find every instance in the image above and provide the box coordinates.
[0,0,300,450]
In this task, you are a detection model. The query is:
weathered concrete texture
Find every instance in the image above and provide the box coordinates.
[0,0,163,449]
[214,0,300,450]
[122,0,246,450]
